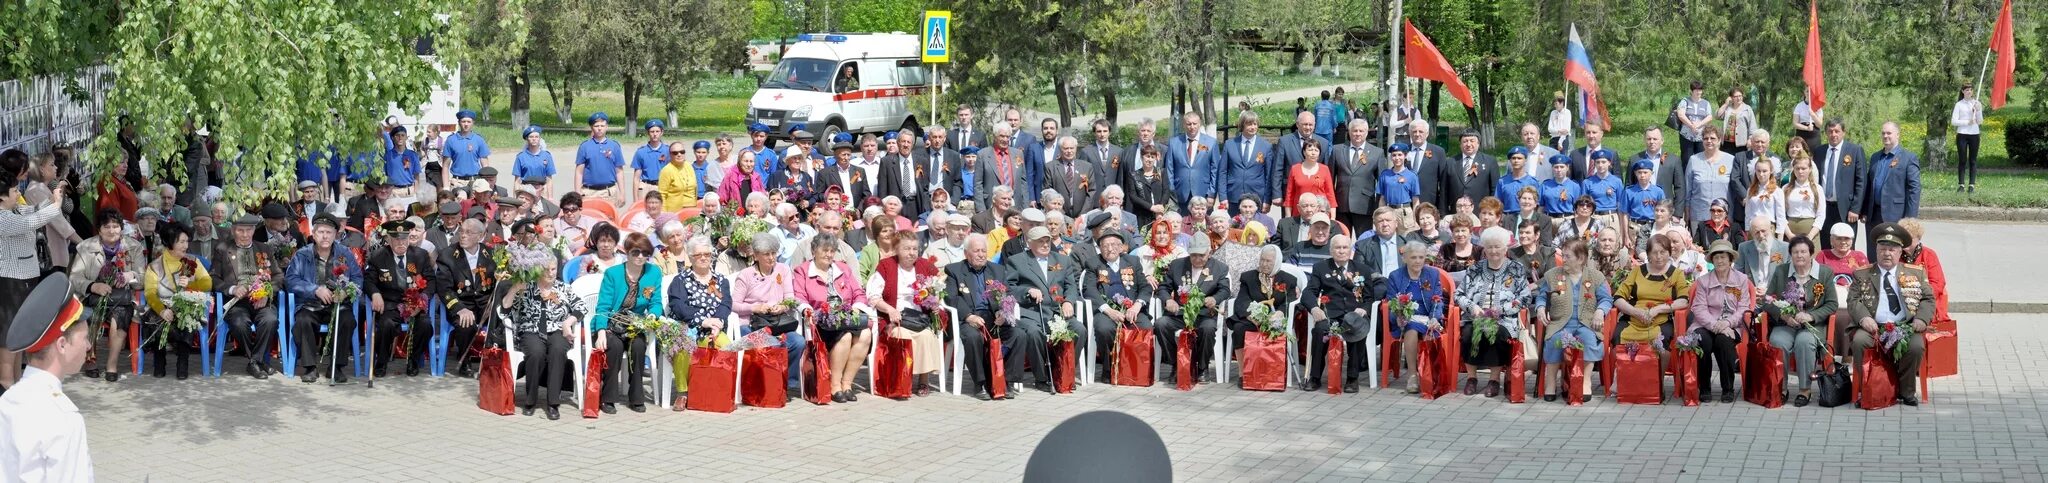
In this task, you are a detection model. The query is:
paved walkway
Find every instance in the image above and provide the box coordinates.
[75,312,2043,481]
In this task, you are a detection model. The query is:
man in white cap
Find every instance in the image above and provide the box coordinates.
[999,207,1047,259]
[1157,235,1231,383]
[1816,221,1869,279]
[0,274,95,481]
[924,213,972,268]
[1001,226,1082,394]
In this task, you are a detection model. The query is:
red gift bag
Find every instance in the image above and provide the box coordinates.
[1859,347,1898,411]
[1675,350,1701,407]
[739,347,787,409]
[1240,332,1287,392]
[1924,319,1957,378]
[804,334,835,406]
[1505,340,1527,404]
[476,347,514,415]
[1174,330,1194,391]
[582,348,607,418]
[1611,343,1663,405]
[1112,327,1153,387]
[1562,346,1586,406]
[986,327,1008,399]
[1417,337,1452,399]
[691,349,742,413]
[1743,340,1786,408]
[1050,341,1076,394]
[1325,335,1343,395]
[874,335,915,400]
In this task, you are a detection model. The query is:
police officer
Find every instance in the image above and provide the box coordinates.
[367,220,434,377]
[0,275,95,480]
[216,214,282,378]
[288,214,364,383]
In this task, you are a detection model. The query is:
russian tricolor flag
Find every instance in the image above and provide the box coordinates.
[1564,24,1611,130]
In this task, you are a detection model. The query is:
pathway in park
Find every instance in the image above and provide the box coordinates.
[1014,80,1376,128]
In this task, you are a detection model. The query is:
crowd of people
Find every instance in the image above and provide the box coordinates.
[0,87,1955,421]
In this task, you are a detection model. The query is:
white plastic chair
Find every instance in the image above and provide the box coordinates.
[1077,299,1094,388]
[944,305,964,395]
[650,275,677,408]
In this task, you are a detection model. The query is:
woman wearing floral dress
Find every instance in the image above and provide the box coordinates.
[1454,227,1529,398]
[506,259,581,420]
[1435,214,1480,281]
[666,235,735,408]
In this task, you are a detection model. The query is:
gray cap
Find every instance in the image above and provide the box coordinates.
[297,180,319,190]
[233,214,262,226]
[136,207,161,221]
[1026,226,1053,241]
[1022,208,1046,223]
[1188,235,1212,255]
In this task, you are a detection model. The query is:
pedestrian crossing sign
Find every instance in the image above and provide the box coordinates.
[923,11,952,63]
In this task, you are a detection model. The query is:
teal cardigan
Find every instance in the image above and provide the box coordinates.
[592,262,666,330]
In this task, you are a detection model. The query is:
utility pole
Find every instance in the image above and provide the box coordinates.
[1384,0,1402,147]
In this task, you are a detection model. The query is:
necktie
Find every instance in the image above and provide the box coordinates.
[1824,146,1840,193]
[1884,270,1902,314]
[1188,137,1198,164]
[1242,139,1251,160]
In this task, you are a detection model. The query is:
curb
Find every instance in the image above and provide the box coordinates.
[1952,301,2048,314]
[1922,205,2048,223]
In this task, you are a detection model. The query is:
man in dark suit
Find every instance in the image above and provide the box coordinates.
[1166,112,1221,209]
[1220,112,1275,215]
[1328,120,1384,230]
[983,126,1039,207]
[1860,122,1920,255]
[945,235,1015,399]
[423,202,464,252]
[1397,120,1455,209]
[1639,127,1686,212]
[1121,121,1168,191]
[435,218,494,377]
[365,220,434,377]
[1355,207,1402,278]
[1002,227,1084,394]
[1815,120,1868,239]
[1274,111,1332,206]
[881,132,936,215]
[1450,130,1498,206]
[1078,119,1123,190]
[1155,236,1232,382]
[1730,129,1781,228]
[1042,137,1095,219]
[970,185,1014,234]
[1566,122,1611,182]
[1084,227,1149,380]
[815,142,871,208]
[1301,235,1386,392]
[945,105,988,151]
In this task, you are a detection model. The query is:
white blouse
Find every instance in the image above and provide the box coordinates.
[1745,192,1789,237]
[1782,183,1827,221]
[862,266,920,311]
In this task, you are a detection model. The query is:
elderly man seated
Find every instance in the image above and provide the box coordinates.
[1844,223,1933,407]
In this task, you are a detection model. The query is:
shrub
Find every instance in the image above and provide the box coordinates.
[2004,115,2048,167]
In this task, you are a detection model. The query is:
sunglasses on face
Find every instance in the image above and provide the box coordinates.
[670,150,686,155]
[629,250,653,257]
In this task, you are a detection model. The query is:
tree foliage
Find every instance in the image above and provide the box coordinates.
[3,0,463,209]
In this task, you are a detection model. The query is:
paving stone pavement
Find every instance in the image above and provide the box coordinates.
[74,313,2044,482]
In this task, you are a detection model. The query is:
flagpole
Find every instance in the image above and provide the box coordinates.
[1386,0,1403,148]
[1976,45,1994,100]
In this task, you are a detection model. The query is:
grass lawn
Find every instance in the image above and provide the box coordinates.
[1922,171,2048,209]
[463,76,759,152]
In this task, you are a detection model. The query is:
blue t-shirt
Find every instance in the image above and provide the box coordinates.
[1580,174,1623,212]
[576,138,625,187]
[514,149,556,181]
[1496,175,1539,214]
[1538,179,1582,215]
[385,148,423,187]
[632,142,669,183]
[1622,183,1665,221]
[743,145,781,177]
[440,131,490,177]
[1376,167,1420,206]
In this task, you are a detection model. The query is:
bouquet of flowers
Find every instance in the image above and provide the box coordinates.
[621,314,691,359]
[399,272,430,319]
[913,276,948,312]
[985,279,1017,325]
[779,297,802,313]
[1150,258,1171,284]
[1246,301,1287,341]
[1880,322,1916,361]
[1390,293,1419,326]
[1047,317,1077,344]
[817,295,869,332]
[325,263,360,305]
[1669,332,1705,355]
[1177,284,1205,330]
[1114,294,1138,312]
[495,244,553,286]
[1765,287,1807,319]
[1471,306,1506,346]
[92,248,133,327]
[684,212,738,249]
[727,215,773,250]
[1555,331,1587,351]
[157,291,210,350]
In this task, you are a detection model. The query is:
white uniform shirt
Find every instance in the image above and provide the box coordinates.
[0,367,93,482]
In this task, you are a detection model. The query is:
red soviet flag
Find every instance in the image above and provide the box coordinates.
[1403,19,1474,108]
[1990,0,2017,109]
[1803,0,1827,110]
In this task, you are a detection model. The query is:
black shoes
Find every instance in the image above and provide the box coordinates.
[1720,393,1736,404]
[1342,382,1360,393]
[302,371,319,383]
[247,363,267,379]
[831,391,848,403]
[1902,395,1920,406]
[405,364,421,377]
[600,403,618,414]
[629,404,647,413]
[522,405,536,416]
[545,406,561,420]
[105,371,120,383]
[1793,394,1811,407]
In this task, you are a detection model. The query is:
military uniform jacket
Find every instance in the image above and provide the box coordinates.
[437,244,499,317]
[1162,257,1232,320]
[1086,253,1153,309]
[1846,263,1934,327]
[1302,257,1385,316]
[212,239,282,296]
[367,245,433,300]
[943,260,1011,320]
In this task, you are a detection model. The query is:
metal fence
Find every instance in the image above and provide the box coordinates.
[0,65,112,156]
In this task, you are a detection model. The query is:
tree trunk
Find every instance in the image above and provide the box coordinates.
[1311,48,1326,77]
[1101,86,1120,128]
[623,74,640,137]
[1055,75,1073,127]
[475,86,496,123]
[1289,50,1306,75]
[509,55,531,130]
[1428,81,1442,130]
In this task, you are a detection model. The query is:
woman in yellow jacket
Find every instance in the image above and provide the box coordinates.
[658,141,704,219]
[142,222,213,379]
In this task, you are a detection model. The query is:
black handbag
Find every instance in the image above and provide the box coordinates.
[1815,358,1854,408]
[896,308,933,332]
[1665,98,1684,130]
[750,309,800,335]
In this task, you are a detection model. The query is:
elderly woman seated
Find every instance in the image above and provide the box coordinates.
[1388,241,1450,394]
[1454,227,1530,398]
[1613,233,1693,375]
[506,259,580,420]
[1533,239,1612,402]
[793,235,873,403]
[863,232,945,396]
[729,234,808,394]
[1227,245,1299,352]
[1765,236,1836,407]
[592,233,666,414]
[664,235,737,408]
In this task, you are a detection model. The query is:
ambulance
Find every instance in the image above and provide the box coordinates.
[747,33,930,143]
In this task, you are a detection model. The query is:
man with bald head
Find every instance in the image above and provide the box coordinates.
[1276,110,1332,201]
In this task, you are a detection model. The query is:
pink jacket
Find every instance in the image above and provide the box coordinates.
[792,259,870,313]
[729,263,794,322]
